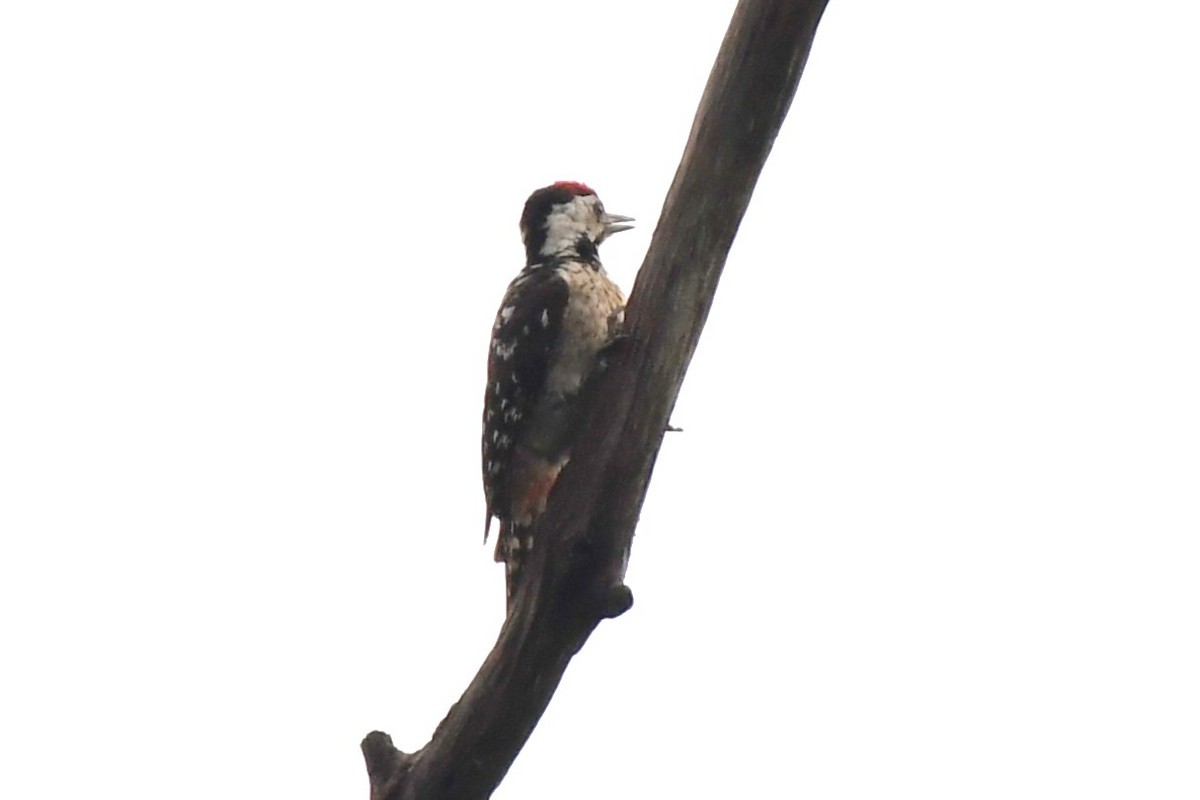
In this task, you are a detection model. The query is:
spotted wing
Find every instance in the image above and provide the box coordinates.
[482,265,568,539]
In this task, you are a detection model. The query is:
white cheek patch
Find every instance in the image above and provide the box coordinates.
[539,195,604,257]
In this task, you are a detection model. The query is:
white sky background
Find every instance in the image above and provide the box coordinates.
[2,1,1198,797]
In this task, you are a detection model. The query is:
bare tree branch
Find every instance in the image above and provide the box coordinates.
[362,1,829,797]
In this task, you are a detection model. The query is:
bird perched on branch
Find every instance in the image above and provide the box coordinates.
[482,181,633,609]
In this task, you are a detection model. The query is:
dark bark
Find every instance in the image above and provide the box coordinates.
[362,1,829,797]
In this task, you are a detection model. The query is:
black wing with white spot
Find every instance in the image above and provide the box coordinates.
[482,264,569,537]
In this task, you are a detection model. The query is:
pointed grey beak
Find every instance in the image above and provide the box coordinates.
[603,213,635,236]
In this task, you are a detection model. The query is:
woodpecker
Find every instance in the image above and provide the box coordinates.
[482,181,633,609]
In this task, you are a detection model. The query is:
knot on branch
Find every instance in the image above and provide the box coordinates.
[596,583,634,620]
[361,730,412,797]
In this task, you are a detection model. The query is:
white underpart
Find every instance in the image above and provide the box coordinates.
[543,261,626,396]
[538,194,607,257]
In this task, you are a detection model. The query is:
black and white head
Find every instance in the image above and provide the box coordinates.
[519,181,634,264]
